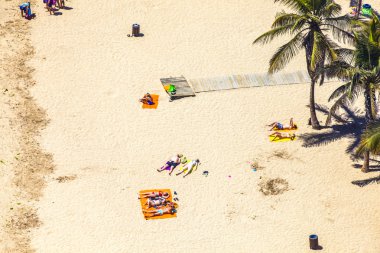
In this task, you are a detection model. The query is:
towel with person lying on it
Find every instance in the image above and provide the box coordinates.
[268,118,297,142]
[157,154,200,177]
[138,189,178,220]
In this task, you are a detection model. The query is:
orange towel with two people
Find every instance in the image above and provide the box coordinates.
[141,94,159,109]
[139,189,177,220]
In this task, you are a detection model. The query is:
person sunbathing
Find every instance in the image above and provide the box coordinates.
[139,191,170,199]
[139,93,154,105]
[176,159,200,178]
[268,118,297,131]
[270,132,296,141]
[144,197,168,208]
[143,203,177,217]
[157,154,183,175]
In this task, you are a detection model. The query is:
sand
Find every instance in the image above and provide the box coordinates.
[1,0,380,252]
[0,0,53,252]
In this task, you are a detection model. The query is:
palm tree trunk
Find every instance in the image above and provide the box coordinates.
[310,78,321,130]
[361,85,374,172]
[361,151,370,173]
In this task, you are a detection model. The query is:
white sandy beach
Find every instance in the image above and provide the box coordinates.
[1,0,380,252]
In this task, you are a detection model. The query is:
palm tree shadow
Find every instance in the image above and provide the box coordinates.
[300,104,364,153]
[351,175,380,187]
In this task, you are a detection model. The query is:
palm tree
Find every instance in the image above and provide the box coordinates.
[253,0,352,129]
[325,16,380,172]
[357,120,380,172]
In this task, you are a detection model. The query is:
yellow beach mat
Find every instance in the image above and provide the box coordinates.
[178,159,192,172]
[269,136,297,142]
[139,189,177,220]
[142,94,159,109]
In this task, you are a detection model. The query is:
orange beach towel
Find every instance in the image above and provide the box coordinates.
[139,189,177,220]
[142,94,159,109]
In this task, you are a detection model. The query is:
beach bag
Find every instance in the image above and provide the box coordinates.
[168,84,176,93]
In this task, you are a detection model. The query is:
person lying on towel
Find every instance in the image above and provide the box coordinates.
[176,159,200,178]
[139,191,170,199]
[139,93,154,105]
[268,118,297,131]
[269,132,296,141]
[157,154,183,175]
[144,197,168,208]
[143,202,177,217]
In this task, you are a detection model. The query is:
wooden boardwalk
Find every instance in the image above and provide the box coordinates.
[188,71,335,93]
[160,76,196,100]
[161,71,336,97]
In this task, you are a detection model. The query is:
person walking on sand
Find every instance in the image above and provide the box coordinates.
[45,0,56,15]
[56,0,65,8]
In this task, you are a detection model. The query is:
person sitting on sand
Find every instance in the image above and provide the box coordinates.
[143,202,177,217]
[139,191,170,199]
[176,159,200,178]
[268,118,297,131]
[157,154,183,175]
[269,132,296,141]
[139,93,154,105]
[19,2,31,19]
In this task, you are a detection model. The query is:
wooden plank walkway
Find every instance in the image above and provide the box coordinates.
[160,76,196,100]
[188,71,336,93]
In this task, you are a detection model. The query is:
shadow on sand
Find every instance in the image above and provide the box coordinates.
[300,104,380,175]
[352,175,380,187]
[300,104,364,153]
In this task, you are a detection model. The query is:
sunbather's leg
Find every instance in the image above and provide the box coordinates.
[168,164,178,175]
[157,163,170,172]
[176,169,184,176]
[183,167,193,178]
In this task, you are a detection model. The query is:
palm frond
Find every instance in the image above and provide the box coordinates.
[325,15,353,31]
[320,1,342,17]
[356,121,380,155]
[322,24,354,44]
[272,12,303,28]
[335,48,355,63]
[274,0,311,14]
[324,60,356,80]
[328,81,352,101]
[268,31,304,73]
[253,24,299,45]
